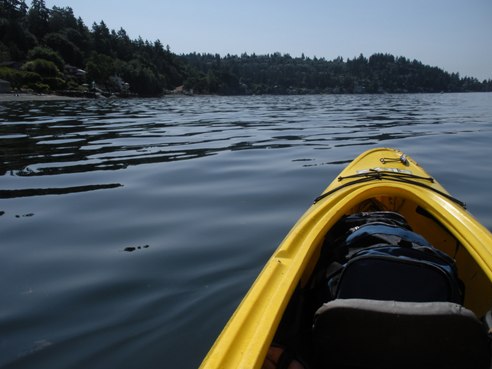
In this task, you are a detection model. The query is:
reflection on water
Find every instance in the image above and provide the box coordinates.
[0,183,122,199]
[1,93,492,369]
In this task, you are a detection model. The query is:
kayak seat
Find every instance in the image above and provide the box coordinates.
[312,298,490,369]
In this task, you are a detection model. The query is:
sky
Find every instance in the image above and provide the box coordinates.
[43,0,492,81]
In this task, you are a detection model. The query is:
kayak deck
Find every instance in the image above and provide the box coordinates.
[200,148,492,369]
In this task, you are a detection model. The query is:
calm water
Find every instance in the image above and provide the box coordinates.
[1,93,492,368]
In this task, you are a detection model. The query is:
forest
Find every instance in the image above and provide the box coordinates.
[1,0,491,97]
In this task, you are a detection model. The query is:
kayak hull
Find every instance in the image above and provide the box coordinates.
[200,147,492,369]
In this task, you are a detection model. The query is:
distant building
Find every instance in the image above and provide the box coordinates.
[173,85,185,93]
[0,79,11,93]
[109,75,130,94]
[0,61,22,69]
[64,65,87,81]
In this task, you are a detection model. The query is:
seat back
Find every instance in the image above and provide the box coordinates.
[312,299,490,369]
[332,244,463,303]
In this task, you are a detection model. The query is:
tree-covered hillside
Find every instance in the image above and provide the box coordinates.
[183,52,491,95]
[1,0,491,97]
[0,0,187,96]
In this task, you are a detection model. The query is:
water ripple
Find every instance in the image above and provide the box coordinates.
[2,94,490,178]
[1,93,492,369]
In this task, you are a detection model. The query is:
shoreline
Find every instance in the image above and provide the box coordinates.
[0,93,86,102]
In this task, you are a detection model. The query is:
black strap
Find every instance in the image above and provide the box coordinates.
[313,171,466,208]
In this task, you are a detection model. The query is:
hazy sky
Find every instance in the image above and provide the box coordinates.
[44,0,492,80]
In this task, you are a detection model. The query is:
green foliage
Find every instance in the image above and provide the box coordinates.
[118,58,166,96]
[85,52,114,83]
[181,52,492,94]
[48,6,77,33]
[62,26,90,53]
[27,46,64,69]
[0,40,11,61]
[91,21,111,55]
[1,1,490,96]
[0,64,62,91]
[22,58,61,77]
[0,66,22,86]
[42,76,65,89]
[30,81,49,92]
[21,70,41,85]
[27,0,49,39]
[0,66,41,89]
[0,0,27,19]
[0,15,37,60]
[43,32,83,66]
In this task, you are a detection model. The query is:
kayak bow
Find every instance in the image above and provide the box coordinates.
[200,147,492,369]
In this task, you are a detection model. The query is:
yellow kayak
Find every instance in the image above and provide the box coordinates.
[200,147,492,369]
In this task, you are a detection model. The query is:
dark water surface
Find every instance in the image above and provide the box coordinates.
[1,93,492,368]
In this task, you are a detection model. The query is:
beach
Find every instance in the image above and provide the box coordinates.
[0,93,85,102]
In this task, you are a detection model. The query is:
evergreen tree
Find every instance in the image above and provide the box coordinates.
[0,0,27,18]
[27,0,49,39]
[0,0,490,96]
